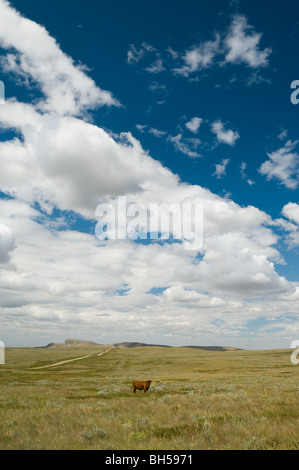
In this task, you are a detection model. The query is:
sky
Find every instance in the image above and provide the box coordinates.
[0,0,299,348]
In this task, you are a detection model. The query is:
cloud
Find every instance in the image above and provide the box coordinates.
[136,116,239,156]
[127,44,146,64]
[145,59,166,74]
[163,285,225,307]
[213,159,230,179]
[0,223,15,263]
[172,35,220,77]
[0,193,295,347]
[282,202,299,225]
[136,119,205,156]
[185,117,202,133]
[0,0,120,115]
[168,14,271,79]
[127,42,157,65]
[127,43,167,76]
[240,162,255,185]
[0,2,295,348]
[127,15,272,94]
[127,42,158,66]
[167,46,179,60]
[0,104,177,217]
[136,124,167,138]
[259,140,299,189]
[224,14,272,68]
[211,120,240,145]
[278,129,288,141]
[245,71,272,86]
[276,204,299,247]
[196,231,290,296]
[168,134,201,158]
[240,161,246,177]
[148,82,168,93]
[0,195,293,346]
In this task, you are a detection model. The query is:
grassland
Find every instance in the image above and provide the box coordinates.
[0,346,298,450]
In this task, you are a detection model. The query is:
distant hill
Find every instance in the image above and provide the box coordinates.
[182,345,241,352]
[112,342,171,349]
[36,339,103,349]
[36,339,241,352]
[112,342,241,351]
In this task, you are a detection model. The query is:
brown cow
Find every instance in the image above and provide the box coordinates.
[131,380,152,393]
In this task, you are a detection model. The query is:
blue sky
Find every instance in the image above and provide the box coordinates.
[11,0,299,213]
[0,0,299,348]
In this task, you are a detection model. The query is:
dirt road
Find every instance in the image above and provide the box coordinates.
[30,348,113,370]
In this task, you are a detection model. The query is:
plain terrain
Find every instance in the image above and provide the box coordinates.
[0,346,298,450]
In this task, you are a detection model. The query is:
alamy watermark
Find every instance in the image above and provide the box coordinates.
[290,340,299,365]
[290,80,299,105]
[95,196,203,251]
[0,341,4,364]
[0,81,4,105]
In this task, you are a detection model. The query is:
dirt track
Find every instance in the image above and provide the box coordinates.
[30,348,113,370]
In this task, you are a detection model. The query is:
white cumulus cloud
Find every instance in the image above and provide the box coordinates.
[224,14,272,68]
[185,117,203,133]
[0,223,15,263]
[213,158,230,179]
[259,140,299,189]
[0,0,120,115]
[211,120,240,146]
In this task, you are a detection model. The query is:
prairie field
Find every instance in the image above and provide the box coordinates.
[0,346,298,450]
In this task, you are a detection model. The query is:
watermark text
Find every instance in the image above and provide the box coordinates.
[0,81,4,105]
[0,341,4,364]
[290,80,299,105]
[95,196,203,251]
[290,340,299,365]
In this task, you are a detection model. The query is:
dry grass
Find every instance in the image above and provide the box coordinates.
[0,346,299,449]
